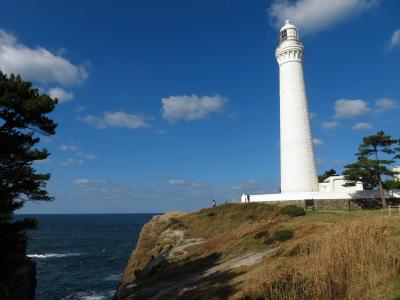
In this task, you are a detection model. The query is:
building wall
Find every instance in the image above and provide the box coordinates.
[394,166,400,181]
[319,176,363,193]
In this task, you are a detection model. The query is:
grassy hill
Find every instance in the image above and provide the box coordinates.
[114,203,400,300]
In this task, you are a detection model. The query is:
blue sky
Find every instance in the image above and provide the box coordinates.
[2,0,399,213]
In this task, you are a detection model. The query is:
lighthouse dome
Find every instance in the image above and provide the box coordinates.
[279,20,299,42]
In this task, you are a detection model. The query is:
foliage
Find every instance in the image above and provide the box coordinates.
[274,229,294,242]
[0,71,57,253]
[383,180,400,190]
[265,229,294,244]
[343,131,399,208]
[280,205,306,217]
[318,169,338,183]
[254,230,269,240]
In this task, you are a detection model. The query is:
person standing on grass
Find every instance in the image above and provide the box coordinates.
[212,199,216,208]
[247,194,250,203]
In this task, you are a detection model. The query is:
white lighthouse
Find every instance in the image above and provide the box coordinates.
[239,20,396,203]
[275,20,319,193]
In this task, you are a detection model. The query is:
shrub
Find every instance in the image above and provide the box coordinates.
[279,205,306,217]
[264,237,275,245]
[254,230,269,240]
[274,229,294,242]
[245,215,257,221]
[264,229,294,245]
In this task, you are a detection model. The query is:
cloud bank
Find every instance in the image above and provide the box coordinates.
[387,29,400,50]
[48,87,74,103]
[334,99,371,119]
[162,94,227,123]
[0,29,88,86]
[352,122,373,130]
[81,111,151,129]
[269,0,378,34]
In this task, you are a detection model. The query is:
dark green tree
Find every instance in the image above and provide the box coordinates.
[343,131,399,208]
[0,71,57,254]
[382,180,400,190]
[318,169,338,183]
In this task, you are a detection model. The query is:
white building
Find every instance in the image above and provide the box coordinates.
[394,166,400,181]
[319,176,363,193]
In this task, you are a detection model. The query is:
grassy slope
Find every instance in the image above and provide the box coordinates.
[120,204,400,300]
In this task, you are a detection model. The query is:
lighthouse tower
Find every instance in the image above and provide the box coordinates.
[275,20,319,193]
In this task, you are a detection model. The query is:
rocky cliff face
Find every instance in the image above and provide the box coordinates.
[113,204,289,300]
[0,252,36,300]
[114,204,400,300]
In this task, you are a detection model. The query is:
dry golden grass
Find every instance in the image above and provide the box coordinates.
[247,216,400,300]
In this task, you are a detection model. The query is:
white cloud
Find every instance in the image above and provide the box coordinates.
[73,179,91,186]
[313,138,324,147]
[0,29,88,86]
[81,111,151,129]
[352,122,373,130]
[375,98,398,112]
[75,105,86,113]
[334,99,371,119]
[34,158,52,164]
[84,154,98,160]
[322,121,341,129]
[269,0,377,34]
[61,158,84,166]
[316,157,345,165]
[309,112,317,119]
[161,94,227,122]
[48,87,74,103]
[60,143,98,165]
[387,29,400,50]
[168,179,192,186]
[60,144,81,153]
[73,179,107,186]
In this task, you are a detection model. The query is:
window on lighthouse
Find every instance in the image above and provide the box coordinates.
[281,30,287,41]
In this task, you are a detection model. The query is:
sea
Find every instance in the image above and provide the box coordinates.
[17,214,156,300]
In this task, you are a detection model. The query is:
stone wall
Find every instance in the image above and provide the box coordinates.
[261,199,361,210]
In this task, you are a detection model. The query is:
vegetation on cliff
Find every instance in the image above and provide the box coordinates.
[115,203,400,300]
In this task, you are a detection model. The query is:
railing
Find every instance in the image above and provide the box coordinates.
[388,205,400,215]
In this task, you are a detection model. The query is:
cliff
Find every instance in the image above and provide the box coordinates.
[114,203,400,300]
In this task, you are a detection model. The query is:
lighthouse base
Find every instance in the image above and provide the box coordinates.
[241,190,400,203]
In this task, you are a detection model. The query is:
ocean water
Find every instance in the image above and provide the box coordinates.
[17,214,156,300]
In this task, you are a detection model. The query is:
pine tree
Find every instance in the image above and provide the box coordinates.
[318,169,338,183]
[0,71,57,254]
[343,131,399,208]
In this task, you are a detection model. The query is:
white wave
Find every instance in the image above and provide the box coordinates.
[62,290,113,300]
[102,273,121,281]
[27,253,82,258]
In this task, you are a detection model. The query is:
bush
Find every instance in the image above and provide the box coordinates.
[245,215,257,221]
[264,229,294,245]
[264,237,275,245]
[254,230,269,240]
[279,205,306,217]
[274,229,294,242]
